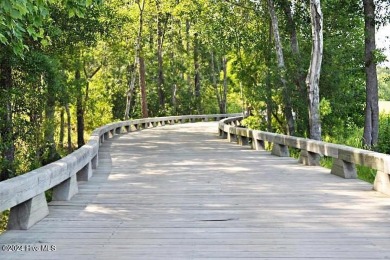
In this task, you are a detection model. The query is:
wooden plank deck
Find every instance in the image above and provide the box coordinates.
[1,122,390,259]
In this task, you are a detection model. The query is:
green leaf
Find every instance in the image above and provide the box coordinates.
[26,25,35,36]
[41,38,49,47]
[1,0,12,12]
[39,6,49,17]
[10,8,23,19]
[75,8,85,18]
[14,2,28,15]
[0,33,8,44]
[69,9,75,18]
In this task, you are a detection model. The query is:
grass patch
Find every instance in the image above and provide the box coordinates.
[356,165,376,184]
[289,148,301,159]
[320,156,376,184]
[320,156,333,168]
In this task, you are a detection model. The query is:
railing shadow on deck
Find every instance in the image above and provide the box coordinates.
[0,114,240,231]
[219,116,390,197]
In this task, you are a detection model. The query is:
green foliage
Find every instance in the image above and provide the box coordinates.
[319,156,376,184]
[378,67,390,100]
[320,98,332,117]
[242,115,267,131]
[377,114,390,154]
[0,0,99,56]
[320,0,366,138]
[0,210,9,234]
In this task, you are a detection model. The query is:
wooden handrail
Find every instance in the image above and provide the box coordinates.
[0,113,241,230]
[219,116,390,196]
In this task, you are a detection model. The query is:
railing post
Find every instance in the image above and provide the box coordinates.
[219,124,228,138]
[271,143,289,157]
[7,193,49,230]
[115,127,122,134]
[125,125,131,132]
[330,158,357,179]
[373,171,390,196]
[299,150,320,166]
[228,127,237,143]
[77,162,93,181]
[52,175,78,201]
[253,139,265,150]
[237,135,249,146]
[92,154,99,169]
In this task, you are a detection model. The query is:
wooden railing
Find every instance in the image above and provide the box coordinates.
[219,116,390,196]
[0,114,240,230]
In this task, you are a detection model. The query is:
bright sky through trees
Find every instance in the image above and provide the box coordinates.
[377,24,390,67]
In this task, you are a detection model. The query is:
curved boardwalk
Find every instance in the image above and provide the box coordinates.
[1,122,390,259]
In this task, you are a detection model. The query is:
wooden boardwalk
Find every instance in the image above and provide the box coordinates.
[1,122,390,259]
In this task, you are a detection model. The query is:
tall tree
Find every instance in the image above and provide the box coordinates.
[281,0,309,135]
[124,61,138,120]
[267,0,295,135]
[76,59,101,148]
[156,0,167,111]
[137,0,149,118]
[194,32,201,114]
[306,0,323,141]
[0,49,14,181]
[362,0,379,148]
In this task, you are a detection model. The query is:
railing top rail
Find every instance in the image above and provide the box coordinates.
[0,113,240,214]
[218,115,390,195]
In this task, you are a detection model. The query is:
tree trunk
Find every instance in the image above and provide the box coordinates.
[0,52,14,181]
[125,62,137,120]
[74,61,100,148]
[139,56,148,118]
[363,0,379,148]
[59,108,65,148]
[266,72,273,132]
[194,32,201,114]
[282,0,300,56]
[282,0,309,135]
[137,0,148,118]
[156,0,165,110]
[65,102,72,153]
[75,68,85,148]
[210,51,222,113]
[186,20,191,87]
[266,20,273,132]
[267,0,295,136]
[306,0,323,141]
[172,83,177,114]
[221,56,228,114]
[43,80,60,164]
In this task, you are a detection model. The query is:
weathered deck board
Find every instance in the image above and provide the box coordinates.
[1,122,390,259]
